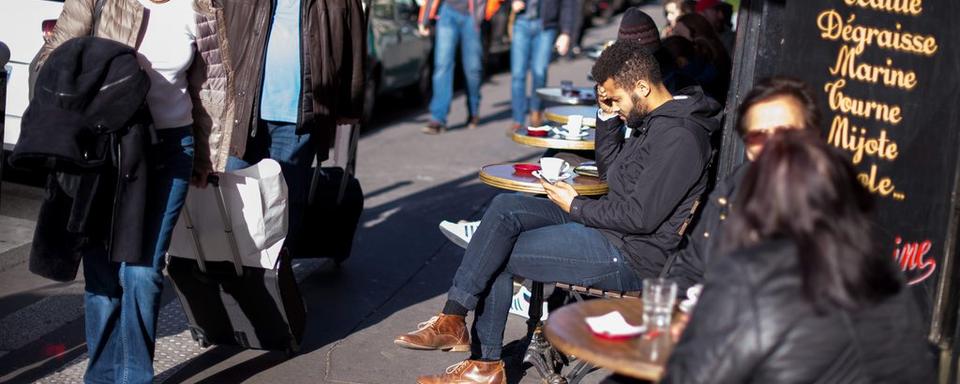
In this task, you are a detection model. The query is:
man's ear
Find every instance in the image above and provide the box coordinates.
[633,79,651,98]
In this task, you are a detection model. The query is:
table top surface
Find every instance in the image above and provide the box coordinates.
[511,127,595,150]
[544,298,673,381]
[544,106,598,127]
[478,163,607,196]
[536,87,597,105]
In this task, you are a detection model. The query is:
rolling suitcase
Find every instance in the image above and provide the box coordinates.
[291,124,364,263]
[167,175,306,354]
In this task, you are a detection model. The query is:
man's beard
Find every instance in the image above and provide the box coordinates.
[625,93,648,128]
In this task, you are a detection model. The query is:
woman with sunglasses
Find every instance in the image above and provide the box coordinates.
[661,130,934,383]
[666,77,820,293]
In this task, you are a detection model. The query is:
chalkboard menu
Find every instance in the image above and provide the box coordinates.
[778,0,960,331]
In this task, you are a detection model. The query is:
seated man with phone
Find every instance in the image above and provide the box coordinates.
[394,40,720,384]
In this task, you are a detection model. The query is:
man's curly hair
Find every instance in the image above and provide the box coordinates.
[591,40,662,90]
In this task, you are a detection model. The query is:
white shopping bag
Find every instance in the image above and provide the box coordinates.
[168,159,289,269]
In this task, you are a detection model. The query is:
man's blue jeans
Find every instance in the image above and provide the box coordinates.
[446,194,642,360]
[429,4,483,125]
[83,127,194,384]
[226,120,316,255]
[510,17,557,124]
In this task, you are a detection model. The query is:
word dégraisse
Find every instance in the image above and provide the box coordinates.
[817,10,938,57]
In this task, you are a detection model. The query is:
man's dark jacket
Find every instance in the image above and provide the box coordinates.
[663,239,936,383]
[224,0,366,162]
[667,162,749,293]
[569,87,720,277]
[10,37,152,281]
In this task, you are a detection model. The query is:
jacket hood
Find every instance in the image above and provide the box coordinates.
[643,86,722,134]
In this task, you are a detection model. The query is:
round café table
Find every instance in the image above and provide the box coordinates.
[544,298,673,381]
[536,86,597,106]
[511,127,595,151]
[544,106,598,127]
[478,163,607,196]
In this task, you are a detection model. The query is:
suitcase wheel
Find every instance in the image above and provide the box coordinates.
[190,327,211,348]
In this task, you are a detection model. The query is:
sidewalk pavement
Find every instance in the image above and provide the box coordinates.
[0,6,666,383]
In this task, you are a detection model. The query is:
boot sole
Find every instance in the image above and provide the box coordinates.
[394,339,470,352]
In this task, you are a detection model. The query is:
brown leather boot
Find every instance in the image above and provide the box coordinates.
[394,314,470,351]
[529,111,543,126]
[416,360,506,384]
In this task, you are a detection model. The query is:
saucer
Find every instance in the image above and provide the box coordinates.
[532,170,574,183]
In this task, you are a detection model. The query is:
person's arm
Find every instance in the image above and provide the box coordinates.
[592,110,624,179]
[570,127,704,234]
[418,0,442,34]
[660,255,766,384]
[29,0,95,98]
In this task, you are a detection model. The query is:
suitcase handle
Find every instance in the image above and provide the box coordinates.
[182,174,245,276]
[208,175,245,276]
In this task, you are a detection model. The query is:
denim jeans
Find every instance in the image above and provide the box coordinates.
[226,120,316,254]
[429,4,483,125]
[447,194,641,359]
[83,127,194,384]
[510,17,557,124]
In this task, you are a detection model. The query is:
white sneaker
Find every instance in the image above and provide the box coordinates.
[438,220,480,249]
[509,285,548,321]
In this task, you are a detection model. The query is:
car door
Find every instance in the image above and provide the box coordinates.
[369,0,406,92]
[391,0,430,89]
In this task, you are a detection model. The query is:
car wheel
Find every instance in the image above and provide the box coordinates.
[415,61,432,103]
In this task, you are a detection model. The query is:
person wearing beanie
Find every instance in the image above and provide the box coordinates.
[617,7,698,94]
[509,0,580,131]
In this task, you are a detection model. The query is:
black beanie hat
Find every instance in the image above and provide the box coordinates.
[617,7,661,51]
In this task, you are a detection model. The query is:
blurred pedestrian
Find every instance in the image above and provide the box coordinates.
[30,0,228,381]
[509,0,579,130]
[221,0,366,257]
[661,0,695,37]
[419,0,498,134]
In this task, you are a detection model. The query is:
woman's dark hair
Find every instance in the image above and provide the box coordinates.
[736,77,821,136]
[662,36,695,64]
[722,130,902,311]
[676,13,731,82]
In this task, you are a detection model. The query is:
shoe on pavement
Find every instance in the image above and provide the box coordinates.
[394,313,470,352]
[439,220,479,249]
[417,360,506,384]
[467,116,480,130]
[422,121,447,135]
[509,285,548,321]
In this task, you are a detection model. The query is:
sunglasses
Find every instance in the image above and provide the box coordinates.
[742,126,799,147]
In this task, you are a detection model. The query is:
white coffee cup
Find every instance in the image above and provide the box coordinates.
[539,157,570,181]
[564,115,583,138]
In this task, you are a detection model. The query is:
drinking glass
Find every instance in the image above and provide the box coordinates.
[561,80,574,97]
[643,278,678,330]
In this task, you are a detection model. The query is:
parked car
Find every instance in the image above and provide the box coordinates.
[364,0,434,122]
[0,0,64,151]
